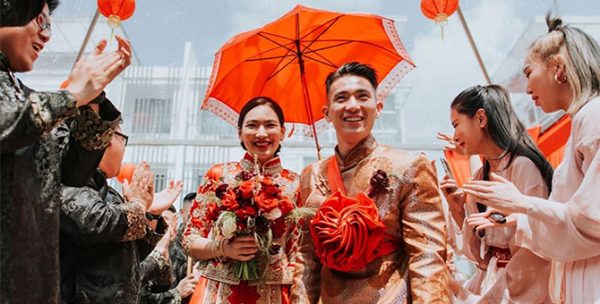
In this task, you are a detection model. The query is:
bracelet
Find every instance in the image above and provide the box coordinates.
[212,239,226,260]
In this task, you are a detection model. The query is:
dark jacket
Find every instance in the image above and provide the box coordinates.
[0,52,117,304]
[60,170,165,304]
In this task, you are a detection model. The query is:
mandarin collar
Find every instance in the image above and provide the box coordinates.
[239,152,283,176]
[334,134,378,171]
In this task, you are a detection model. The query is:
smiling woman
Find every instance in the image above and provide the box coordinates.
[182,97,306,304]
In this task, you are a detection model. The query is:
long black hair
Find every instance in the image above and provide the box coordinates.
[237,96,285,156]
[451,85,553,191]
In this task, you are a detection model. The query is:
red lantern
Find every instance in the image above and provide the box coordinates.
[97,0,136,29]
[421,0,459,24]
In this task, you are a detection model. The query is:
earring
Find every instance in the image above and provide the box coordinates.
[554,74,567,84]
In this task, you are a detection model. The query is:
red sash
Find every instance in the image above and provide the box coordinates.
[309,157,400,272]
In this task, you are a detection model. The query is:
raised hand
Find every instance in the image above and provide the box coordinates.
[148,180,183,215]
[463,173,528,214]
[440,175,466,225]
[437,132,466,155]
[65,36,132,107]
[122,162,154,209]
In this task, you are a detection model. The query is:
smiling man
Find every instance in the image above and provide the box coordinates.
[0,1,131,302]
[293,62,450,304]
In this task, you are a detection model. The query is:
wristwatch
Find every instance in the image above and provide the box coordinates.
[145,212,161,221]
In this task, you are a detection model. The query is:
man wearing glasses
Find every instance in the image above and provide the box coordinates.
[59,123,182,303]
[0,1,132,303]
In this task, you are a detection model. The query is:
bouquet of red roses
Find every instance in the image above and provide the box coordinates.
[200,169,298,280]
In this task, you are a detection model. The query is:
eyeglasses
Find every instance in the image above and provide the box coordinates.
[114,130,129,146]
[35,12,52,36]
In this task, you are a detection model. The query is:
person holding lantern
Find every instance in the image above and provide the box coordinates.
[183,97,307,304]
[462,15,600,304]
[294,62,449,304]
[0,1,132,302]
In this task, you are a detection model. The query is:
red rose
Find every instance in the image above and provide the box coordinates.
[279,199,294,215]
[204,202,220,222]
[255,192,279,212]
[260,178,281,195]
[221,189,239,210]
[235,205,257,220]
[238,180,254,199]
[271,217,287,238]
[309,191,386,272]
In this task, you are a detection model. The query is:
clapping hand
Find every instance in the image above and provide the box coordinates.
[148,180,183,215]
[122,162,154,209]
[66,35,132,107]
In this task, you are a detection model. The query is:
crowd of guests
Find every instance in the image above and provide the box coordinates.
[2,0,600,303]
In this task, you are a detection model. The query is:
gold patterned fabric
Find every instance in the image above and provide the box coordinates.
[183,153,304,303]
[294,135,450,304]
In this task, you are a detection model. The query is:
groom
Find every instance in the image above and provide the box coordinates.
[293,62,449,304]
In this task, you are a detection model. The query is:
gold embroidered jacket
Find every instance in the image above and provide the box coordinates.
[294,135,450,304]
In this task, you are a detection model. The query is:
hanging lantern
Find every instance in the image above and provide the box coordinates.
[97,0,136,30]
[421,0,459,39]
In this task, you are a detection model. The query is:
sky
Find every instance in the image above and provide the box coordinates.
[50,0,600,143]
[53,0,597,66]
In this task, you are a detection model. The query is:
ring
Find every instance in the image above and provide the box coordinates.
[489,213,506,224]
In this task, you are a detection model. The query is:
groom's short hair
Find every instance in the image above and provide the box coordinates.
[325,62,379,95]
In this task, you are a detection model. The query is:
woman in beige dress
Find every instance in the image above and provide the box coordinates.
[440,85,553,303]
[464,16,600,304]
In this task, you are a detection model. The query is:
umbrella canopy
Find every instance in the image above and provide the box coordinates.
[202,4,414,157]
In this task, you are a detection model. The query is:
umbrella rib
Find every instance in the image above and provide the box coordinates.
[257,32,297,53]
[259,31,295,42]
[244,41,295,62]
[266,56,299,81]
[305,39,402,58]
[301,53,338,69]
[245,53,298,62]
[299,16,342,54]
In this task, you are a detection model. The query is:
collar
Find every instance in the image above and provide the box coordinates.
[334,134,378,171]
[239,152,283,176]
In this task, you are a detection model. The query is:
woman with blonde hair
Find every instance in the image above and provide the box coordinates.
[464,15,600,303]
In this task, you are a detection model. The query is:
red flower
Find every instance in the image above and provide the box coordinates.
[260,178,280,195]
[221,189,239,210]
[255,192,279,212]
[309,191,386,272]
[238,180,254,199]
[271,217,287,238]
[235,205,257,220]
[204,202,220,222]
[279,199,294,215]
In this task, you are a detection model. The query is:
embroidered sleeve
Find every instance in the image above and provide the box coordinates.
[121,199,150,241]
[400,154,450,303]
[182,167,220,255]
[69,106,113,151]
[60,187,149,244]
[0,74,77,152]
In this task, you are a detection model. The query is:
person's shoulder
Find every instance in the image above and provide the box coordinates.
[281,168,300,180]
[300,158,327,180]
[204,162,232,180]
[379,146,431,171]
[61,184,99,204]
[511,155,538,169]
[574,97,600,126]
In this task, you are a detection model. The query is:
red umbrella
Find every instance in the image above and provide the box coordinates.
[202,4,414,158]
